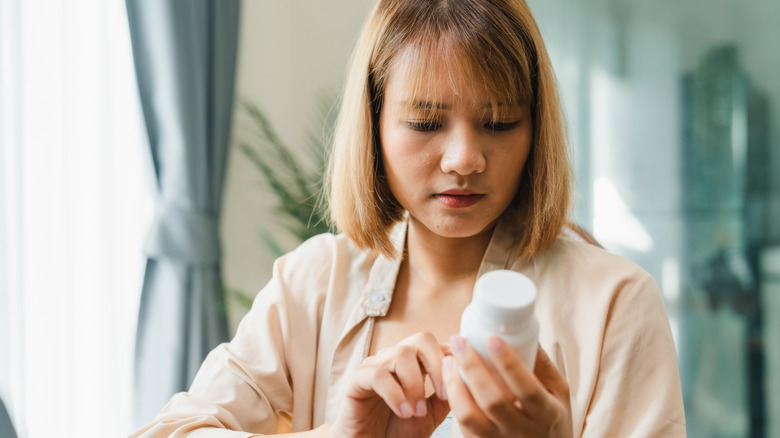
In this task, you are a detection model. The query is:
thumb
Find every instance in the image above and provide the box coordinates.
[533,346,569,400]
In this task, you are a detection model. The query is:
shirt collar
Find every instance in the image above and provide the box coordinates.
[361,213,520,317]
[360,218,407,317]
[478,213,520,276]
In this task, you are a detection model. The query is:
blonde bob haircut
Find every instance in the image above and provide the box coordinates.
[326,0,572,260]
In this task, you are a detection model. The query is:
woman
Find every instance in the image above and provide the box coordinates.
[132,0,685,436]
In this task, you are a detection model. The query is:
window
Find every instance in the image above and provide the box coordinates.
[0,0,153,436]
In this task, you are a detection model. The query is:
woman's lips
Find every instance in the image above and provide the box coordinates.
[434,192,484,208]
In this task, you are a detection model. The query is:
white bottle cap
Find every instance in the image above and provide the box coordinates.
[473,270,536,331]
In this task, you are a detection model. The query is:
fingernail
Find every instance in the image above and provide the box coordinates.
[442,355,455,373]
[416,400,427,417]
[488,336,506,355]
[400,401,414,418]
[439,382,448,401]
[450,335,466,354]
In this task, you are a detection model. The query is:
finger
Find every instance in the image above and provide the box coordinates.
[400,332,447,401]
[486,336,556,417]
[442,355,497,437]
[533,346,570,402]
[347,365,415,418]
[450,335,520,426]
[391,344,428,417]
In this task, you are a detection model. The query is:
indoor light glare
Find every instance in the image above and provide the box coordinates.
[593,176,654,253]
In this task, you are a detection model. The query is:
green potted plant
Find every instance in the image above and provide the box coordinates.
[225,96,336,309]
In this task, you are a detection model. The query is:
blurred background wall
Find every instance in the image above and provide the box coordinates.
[221,0,374,329]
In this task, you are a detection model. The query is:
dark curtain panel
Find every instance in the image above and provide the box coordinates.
[0,397,16,438]
[125,0,240,426]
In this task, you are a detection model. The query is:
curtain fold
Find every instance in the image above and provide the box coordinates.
[0,398,16,438]
[126,0,241,426]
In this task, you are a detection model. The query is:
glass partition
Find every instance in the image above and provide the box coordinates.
[528,1,780,436]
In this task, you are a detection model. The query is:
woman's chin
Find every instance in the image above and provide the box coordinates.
[415,215,497,240]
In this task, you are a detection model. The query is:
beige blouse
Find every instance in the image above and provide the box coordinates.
[131,218,686,437]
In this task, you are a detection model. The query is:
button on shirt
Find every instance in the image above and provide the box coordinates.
[131,216,686,437]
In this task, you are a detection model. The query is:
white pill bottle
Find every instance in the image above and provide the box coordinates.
[460,269,539,370]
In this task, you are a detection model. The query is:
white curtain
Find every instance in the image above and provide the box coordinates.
[0,0,152,437]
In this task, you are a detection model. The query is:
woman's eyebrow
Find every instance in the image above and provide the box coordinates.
[401,100,451,110]
[401,100,521,109]
[482,101,522,109]
[397,99,523,113]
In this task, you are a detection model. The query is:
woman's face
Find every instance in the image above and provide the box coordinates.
[379,53,533,240]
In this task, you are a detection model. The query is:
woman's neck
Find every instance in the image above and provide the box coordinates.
[405,217,495,290]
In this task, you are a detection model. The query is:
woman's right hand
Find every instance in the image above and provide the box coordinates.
[330,332,452,438]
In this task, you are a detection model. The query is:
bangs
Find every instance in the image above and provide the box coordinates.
[370,0,538,121]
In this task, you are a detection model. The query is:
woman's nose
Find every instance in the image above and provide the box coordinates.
[440,127,486,176]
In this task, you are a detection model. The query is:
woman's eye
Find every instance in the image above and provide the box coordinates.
[485,121,520,131]
[406,120,441,131]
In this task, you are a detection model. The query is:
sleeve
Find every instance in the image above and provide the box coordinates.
[130,246,321,438]
[581,271,686,437]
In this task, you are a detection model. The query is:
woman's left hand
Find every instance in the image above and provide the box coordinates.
[442,335,573,438]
